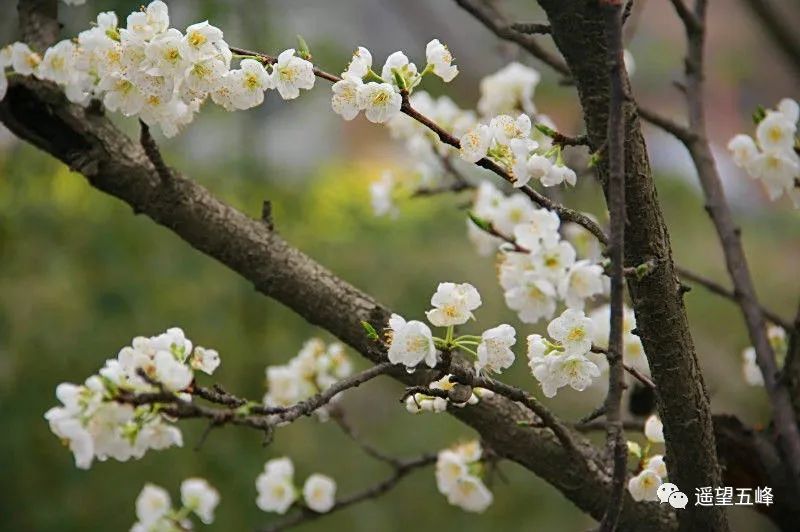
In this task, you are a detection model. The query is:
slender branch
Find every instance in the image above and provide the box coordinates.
[674,0,800,490]
[260,453,437,532]
[782,300,800,414]
[329,407,402,467]
[139,120,173,182]
[453,0,570,76]
[268,362,394,424]
[229,45,608,245]
[676,266,792,331]
[599,4,628,529]
[448,364,580,457]
[575,419,644,432]
[509,22,552,35]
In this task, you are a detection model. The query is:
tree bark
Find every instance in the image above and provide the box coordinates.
[536,1,727,530]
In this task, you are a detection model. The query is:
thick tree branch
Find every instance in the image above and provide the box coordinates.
[0,77,675,531]
[525,1,727,529]
[673,0,800,491]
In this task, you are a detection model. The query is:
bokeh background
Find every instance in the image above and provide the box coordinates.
[1,0,798,530]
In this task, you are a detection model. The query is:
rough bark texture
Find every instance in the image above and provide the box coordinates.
[0,77,677,531]
[535,1,727,530]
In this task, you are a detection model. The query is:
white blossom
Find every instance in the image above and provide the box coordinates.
[344,46,372,79]
[136,484,172,525]
[459,124,492,163]
[302,474,336,513]
[446,476,493,513]
[11,42,41,75]
[369,170,397,217]
[256,458,298,514]
[381,51,418,89]
[387,314,437,369]
[547,308,594,356]
[742,347,763,386]
[425,39,458,82]
[37,40,77,84]
[645,455,668,478]
[228,58,271,109]
[558,260,605,310]
[475,324,516,374]
[356,82,401,123]
[756,110,797,152]
[181,478,220,524]
[727,134,759,168]
[270,48,315,100]
[426,282,482,327]
[154,350,193,391]
[478,62,540,117]
[190,346,220,375]
[627,469,661,502]
[331,77,362,120]
[644,414,664,443]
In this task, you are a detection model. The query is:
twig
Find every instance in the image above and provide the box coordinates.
[230,45,607,245]
[676,266,792,331]
[598,3,628,529]
[139,120,173,182]
[329,406,402,467]
[509,22,552,35]
[453,0,570,76]
[591,346,656,390]
[268,362,394,424]
[574,419,645,432]
[448,365,581,457]
[260,453,436,532]
[674,0,800,490]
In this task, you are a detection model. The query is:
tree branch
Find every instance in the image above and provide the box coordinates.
[0,76,675,530]
[524,1,727,528]
[673,0,800,492]
[260,453,437,532]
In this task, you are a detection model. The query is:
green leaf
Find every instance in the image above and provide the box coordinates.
[752,105,766,125]
[467,211,492,232]
[296,34,311,60]
[361,320,379,340]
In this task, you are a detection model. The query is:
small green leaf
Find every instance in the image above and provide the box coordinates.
[535,123,556,137]
[752,105,766,125]
[627,440,642,458]
[361,321,379,340]
[467,211,492,232]
[391,68,407,90]
[296,34,311,60]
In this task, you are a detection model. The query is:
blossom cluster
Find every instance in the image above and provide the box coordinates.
[588,304,650,377]
[472,181,607,323]
[0,1,315,137]
[256,457,337,515]
[45,327,219,469]
[526,309,602,397]
[330,40,457,124]
[728,98,799,207]
[741,325,787,386]
[404,374,495,414]
[387,282,519,376]
[626,415,668,501]
[132,478,219,531]
[263,338,353,420]
[435,441,493,513]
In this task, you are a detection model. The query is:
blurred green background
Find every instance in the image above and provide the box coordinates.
[1,1,798,531]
